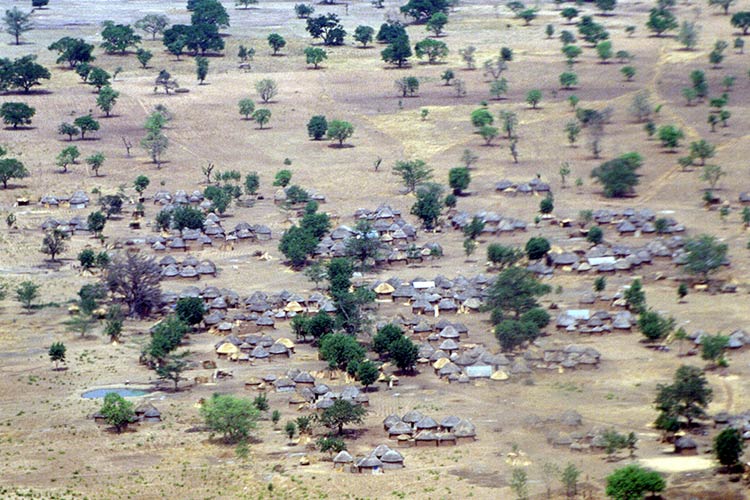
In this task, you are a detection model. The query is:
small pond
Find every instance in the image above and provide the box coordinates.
[81,387,150,399]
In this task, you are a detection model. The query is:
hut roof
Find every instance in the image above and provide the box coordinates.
[453,419,476,437]
[402,410,424,424]
[440,415,461,428]
[380,449,404,463]
[372,444,392,458]
[383,414,402,428]
[333,450,354,463]
[388,421,413,435]
[415,416,439,429]
[356,456,383,468]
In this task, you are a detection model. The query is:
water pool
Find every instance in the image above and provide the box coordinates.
[81,387,149,399]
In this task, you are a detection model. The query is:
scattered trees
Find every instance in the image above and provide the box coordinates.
[238,98,255,120]
[714,428,745,470]
[646,8,678,37]
[100,21,141,54]
[683,234,728,281]
[654,365,712,429]
[354,25,374,47]
[252,108,271,129]
[16,280,40,312]
[267,33,286,55]
[73,115,100,139]
[135,14,170,40]
[411,183,443,230]
[382,34,412,68]
[0,156,29,188]
[48,37,96,68]
[319,399,366,435]
[415,38,448,63]
[195,56,209,84]
[306,13,346,46]
[255,78,278,103]
[49,342,66,370]
[393,159,433,194]
[307,115,328,140]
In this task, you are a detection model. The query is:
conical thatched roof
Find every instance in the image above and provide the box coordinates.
[333,450,354,463]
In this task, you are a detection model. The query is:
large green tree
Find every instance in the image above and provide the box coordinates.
[654,365,712,428]
[200,394,260,444]
[590,153,642,198]
[605,465,666,500]
[484,266,551,318]
[100,393,135,433]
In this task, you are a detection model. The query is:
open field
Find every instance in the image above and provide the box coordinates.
[1,0,750,498]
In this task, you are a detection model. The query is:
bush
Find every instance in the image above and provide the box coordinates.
[525,237,550,260]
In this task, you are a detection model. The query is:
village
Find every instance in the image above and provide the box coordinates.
[1,0,750,498]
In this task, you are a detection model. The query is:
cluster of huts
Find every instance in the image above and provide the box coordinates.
[41,215,90,235]
[540,237,698,276]
[381,411,477,447]
[214,334,295,361]
[39,191,91,209]
[92,402,162,424]
[242,369,372,408]
[365,274,494,314]
[129,219,272,253]
[333,444,405,473]
[688,329,750,351]
[312,204,443,266]
[556,308,638,334]
[158,255,217,280]
[579,208,685,236]
[494,178,552,195]
[449,211,527,235]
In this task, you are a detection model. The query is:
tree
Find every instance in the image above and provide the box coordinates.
[86,211,106,237]
[596,0,616,14]
[284,420,297,441]
[390,336,419,372]
[622,278,646,313]
[354,25,374,47]
[525,89,542,109]
[448,167,470,195]
[175,296,206,327]
[48,37,95,68]
[305,13,346,45]
[485,266,551,318]
[49,342,66,370]
[304,47,327,69]
[1,102,35,129]
[4,7,32,45]
[235,0,259,8]
[700,164,725,191]
[326,120,354,146]
[517,8,537,25]
[267,33,286,55]
[605,465,665,500]
[255,78,277,103]
[319,333,365,371]
[57,123,79,142]
[273,169,292,187]
[40,228,68,262]
[590,153,642,198]
[495,319,540,352]
[73,115,99,139]
[156,353,190,391]
[105,253,161,317]
[238,98,255,120]
[731,12,750,35]
[15,280,39,312]
[95,85,120,117]
[135,48,153,69]
[372,323,404,357]
[689,140,715,166]
[86,152,105,177]
[587,226,603,244]
[684,234,728,281]
[356,360,379,390]
[381,35,412,68]
[578,15,609,44]
[559,72,578,89]
[135,14,169,40]
[479,125,499,145]
[4,55,51,93]
[100,21,141,54]
[714,428,745,469]
[709,0,735,15]
[677,21,700,50]
[411,183,443,230]
[415,39,448,64]
[525,237,550,261]
[100,393,135,433]
[345,220,381,272]
[459,45,477,69]
[596,40,613,63]
[657,125,684,150]
[320,399,366,435]
[246,108,269,130]
[701,334,729,366]
[564,120,581,146]
[190,0,230,28]
[193,56,209,85]
[487,244,523,269]
[0,157,28,189]
[654,365,712,428]
[499,110,518,139]
[638,310,674,342]
[646,8,677,36]
[426,12,448,36]
[294,3,315,19]
[400,0,449,22]
[141,131,168,167]
[201,394,259,444]
[471,108,494,128]
[307,115,328,140]
[133,175,150,196]
[489,79,508,100]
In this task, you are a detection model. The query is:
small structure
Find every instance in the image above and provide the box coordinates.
[674,436,698,455]
[333,450,354,470]
[380,449,405,470]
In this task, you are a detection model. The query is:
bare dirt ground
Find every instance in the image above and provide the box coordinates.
[1,0,750,498]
